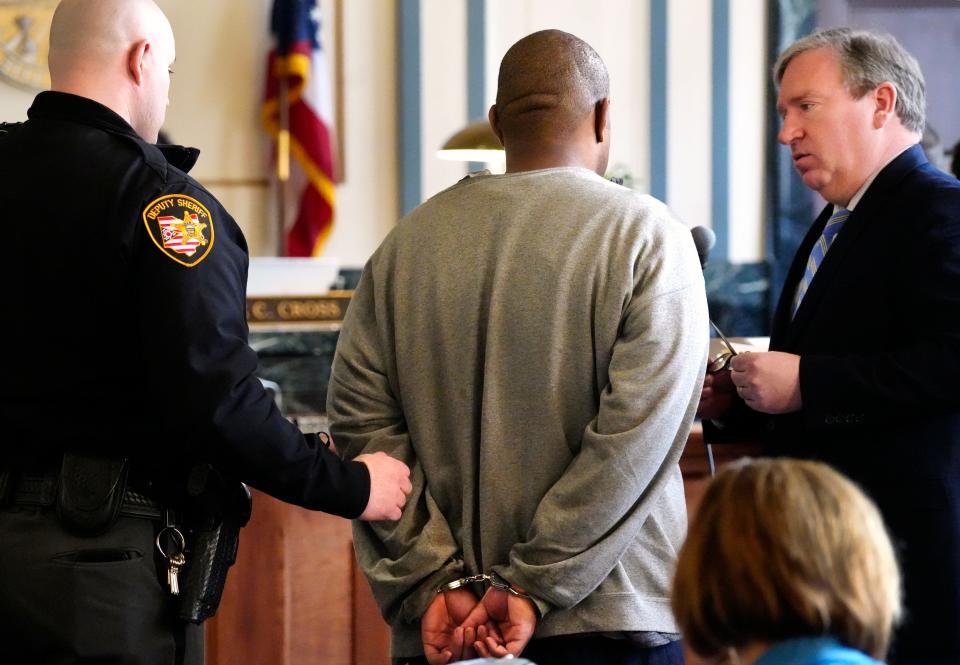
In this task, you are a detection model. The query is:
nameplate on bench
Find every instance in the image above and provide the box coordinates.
[246,292,352,326]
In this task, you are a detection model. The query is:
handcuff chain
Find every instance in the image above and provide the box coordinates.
[436,571,532,599]
[460,573,492,585]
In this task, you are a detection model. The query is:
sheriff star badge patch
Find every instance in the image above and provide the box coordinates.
[142,194,215,267]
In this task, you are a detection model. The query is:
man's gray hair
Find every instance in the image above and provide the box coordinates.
[774,27,925,134]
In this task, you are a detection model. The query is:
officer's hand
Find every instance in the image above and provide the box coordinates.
[355,452,412,521]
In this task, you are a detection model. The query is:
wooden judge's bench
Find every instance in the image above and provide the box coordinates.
[206,281,761,664]
[205,488,385,664]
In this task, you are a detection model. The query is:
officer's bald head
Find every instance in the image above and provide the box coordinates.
[491,30,610,173]
[49,0,175,142]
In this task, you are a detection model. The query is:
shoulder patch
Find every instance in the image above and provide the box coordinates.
[142,194,215,267]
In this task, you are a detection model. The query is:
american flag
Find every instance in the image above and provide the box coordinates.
[158,214,203,256]
[262,0,337,257]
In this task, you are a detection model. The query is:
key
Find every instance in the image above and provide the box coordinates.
[167,552,186,595]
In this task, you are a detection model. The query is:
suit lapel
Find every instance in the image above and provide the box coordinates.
[772,144,929,350]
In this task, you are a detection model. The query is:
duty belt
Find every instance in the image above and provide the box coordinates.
[8,472,163,520]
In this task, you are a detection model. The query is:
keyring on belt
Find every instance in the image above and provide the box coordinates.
[155,525,186,559]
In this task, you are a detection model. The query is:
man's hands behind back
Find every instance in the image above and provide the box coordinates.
[422,586,537,663]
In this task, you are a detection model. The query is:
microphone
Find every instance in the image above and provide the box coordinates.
[689,225,733,351]
[690,225,730,478]
[690,225,716,269]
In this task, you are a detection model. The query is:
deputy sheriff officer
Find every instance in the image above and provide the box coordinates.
[0,1,411,663]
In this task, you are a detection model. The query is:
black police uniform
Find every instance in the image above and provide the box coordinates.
[0,91,370,664]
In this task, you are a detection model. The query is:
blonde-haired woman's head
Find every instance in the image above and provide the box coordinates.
[672,458,901,661]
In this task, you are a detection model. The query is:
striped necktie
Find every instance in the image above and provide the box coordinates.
[792,208,850,317]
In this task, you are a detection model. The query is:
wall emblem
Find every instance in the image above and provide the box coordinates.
[0,1,58,92]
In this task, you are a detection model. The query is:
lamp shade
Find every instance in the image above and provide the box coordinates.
[437,119,504,162]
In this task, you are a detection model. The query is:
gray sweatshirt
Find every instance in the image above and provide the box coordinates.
[328,167,709,656]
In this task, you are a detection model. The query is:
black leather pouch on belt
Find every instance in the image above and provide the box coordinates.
[0,467,12,506]
[178,465,252,623]
[57,453,129,535]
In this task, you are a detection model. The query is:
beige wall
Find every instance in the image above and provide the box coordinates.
[486,0,651,192]
[0,0,399,268]
[421,2,470,200]
[1,0,770,267]
[321,0,398,267]
[728,0,767,263]
[158,0,399,267]
[666,0,711,229]
[158,0,275,256]
[0,75,34,123]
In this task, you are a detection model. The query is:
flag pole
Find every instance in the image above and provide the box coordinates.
[276,60,291,256]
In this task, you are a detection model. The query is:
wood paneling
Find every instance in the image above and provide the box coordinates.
[680,424,762,518]
[206,490,387,664]
[206,425,759,664]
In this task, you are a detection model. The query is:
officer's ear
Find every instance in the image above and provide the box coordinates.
[128,39,150,86]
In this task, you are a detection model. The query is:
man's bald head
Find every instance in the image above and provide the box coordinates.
[495,30,608,138]
[491,30,610,173]
[49,0,175,142]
